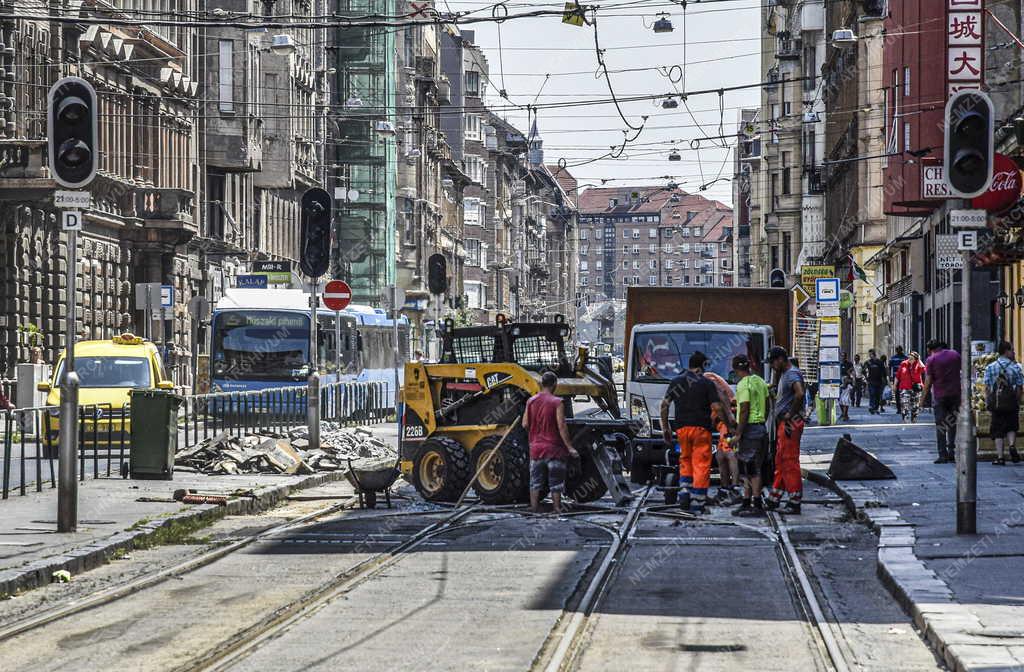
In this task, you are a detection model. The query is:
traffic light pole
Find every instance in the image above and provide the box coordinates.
[58,228,79,533]
[957,247,976,534]
[307,284,320,451]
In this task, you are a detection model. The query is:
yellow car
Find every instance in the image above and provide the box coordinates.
[38,334,175,454]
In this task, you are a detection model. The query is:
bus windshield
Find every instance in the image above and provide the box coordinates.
[212,311,310,380]
[631,330,765,384]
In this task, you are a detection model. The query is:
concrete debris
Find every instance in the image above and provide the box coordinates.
[175,425,395,475]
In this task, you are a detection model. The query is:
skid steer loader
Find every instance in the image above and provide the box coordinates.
[400,315,637,506]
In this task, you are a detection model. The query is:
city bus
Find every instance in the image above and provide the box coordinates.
[210,288,410,407]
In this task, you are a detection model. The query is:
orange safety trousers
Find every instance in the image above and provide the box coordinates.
[676,426,713,499]
[769,417,804,503]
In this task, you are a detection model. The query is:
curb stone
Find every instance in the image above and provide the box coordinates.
[803,468,1024,672]
[0,470,349,599]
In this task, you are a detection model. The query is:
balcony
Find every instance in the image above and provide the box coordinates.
[415,56,436,81]
[0,139,48,188]
[135,187,197,236]
[776,36,800,60]
[806,166,826,194]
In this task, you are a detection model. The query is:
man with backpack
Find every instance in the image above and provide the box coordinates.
[984,341,1024,466]
[863,349,889,415]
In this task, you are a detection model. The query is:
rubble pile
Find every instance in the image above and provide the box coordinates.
[175,425,396,475]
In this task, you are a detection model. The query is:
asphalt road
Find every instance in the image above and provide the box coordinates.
[0,417,944,672]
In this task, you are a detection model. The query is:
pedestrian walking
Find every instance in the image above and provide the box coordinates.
[766,346,806,515]
[920,340,961,464]
[660,351,724,514]
[864,349,888,414]
[895,352,925,423]
[838,374,853,422]
[730,355,771,517]
[852,354,865,407]
[890,346,908,416]
[522,371,578,514]
[984,341,1023,466]
[704,370,740,505]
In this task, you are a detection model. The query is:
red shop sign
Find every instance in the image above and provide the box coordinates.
[972,153,1023,213]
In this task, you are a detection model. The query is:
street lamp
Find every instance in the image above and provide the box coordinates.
[1015,286,1024,308]
[998,291,1011,311]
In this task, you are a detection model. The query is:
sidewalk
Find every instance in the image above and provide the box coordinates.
[0,423,402,598]
[802,406,1024,671]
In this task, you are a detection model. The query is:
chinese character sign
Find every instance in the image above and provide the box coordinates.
[947,0,984,96]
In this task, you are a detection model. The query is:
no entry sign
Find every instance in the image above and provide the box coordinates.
[323,280,352,311]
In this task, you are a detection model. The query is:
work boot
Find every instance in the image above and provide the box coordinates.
[781,501,802,515]
[1011,447,1021,463]
[678,492,691,512]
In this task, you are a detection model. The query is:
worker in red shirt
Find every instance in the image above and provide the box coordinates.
[522,371,578,514]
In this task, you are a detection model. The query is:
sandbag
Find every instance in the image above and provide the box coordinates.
[828,435,896,480]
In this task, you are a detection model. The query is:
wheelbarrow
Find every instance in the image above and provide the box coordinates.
[345,457,401,509]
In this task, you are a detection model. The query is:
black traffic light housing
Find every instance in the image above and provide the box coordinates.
[944,90,994,199]
[299,187,332,278]
[427,253,448,295]
[48,76,98,189]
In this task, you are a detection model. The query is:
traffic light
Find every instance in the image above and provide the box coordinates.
[427,253,448,295]
[47,77,97,189]
[299,188,332,278]
[944,90,994,198]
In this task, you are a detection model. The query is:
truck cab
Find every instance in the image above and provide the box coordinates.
[625,322,772,437]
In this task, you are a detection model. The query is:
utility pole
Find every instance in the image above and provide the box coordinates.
[956,244,975,534]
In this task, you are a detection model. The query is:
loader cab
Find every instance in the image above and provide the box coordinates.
[440,314,573,377]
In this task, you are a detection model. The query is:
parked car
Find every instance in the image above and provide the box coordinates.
[38,334,174,455]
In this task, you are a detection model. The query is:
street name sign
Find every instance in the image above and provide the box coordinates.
[236,274,269,289]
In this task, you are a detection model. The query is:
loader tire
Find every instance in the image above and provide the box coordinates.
[566,452,607,503]
[470,434,529,505]
[412,437,471,503]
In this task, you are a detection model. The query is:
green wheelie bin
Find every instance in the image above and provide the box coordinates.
[128,389,184,480]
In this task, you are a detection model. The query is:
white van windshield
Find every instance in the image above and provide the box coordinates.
[631,331,765,383]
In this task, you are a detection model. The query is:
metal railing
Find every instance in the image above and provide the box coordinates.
[179,380,392,450]
[0,380,391,499]
[1,404,129,499]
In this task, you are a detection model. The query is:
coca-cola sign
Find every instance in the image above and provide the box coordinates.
[972,153,1023,213]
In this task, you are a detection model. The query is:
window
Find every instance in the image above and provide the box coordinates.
[682,275,690,285]
[903,66,911,96]
[649,228,657,238]
[665,260,673,270]
[649,275,657,286]
[623,277,630,286]
[622,229,630,239]
[705,274,714,286]
[633,276,641,285]
[665,276,673,286]
[783,232,792,272]
[622,260,628,269]
[579,229,588,241]
[466,238,483,266]
[663,244,673,254]
[720,242,728,251]
[596,260,603,270]
[622,245,629,255]
[649,243,657,254]
[632,229,640,239]
[721,259,730,269]
[579,244,589,256]
[904,121,911,155]
[595,246,604,256]
[633,260,640,269]
[465,281,485,309]
[771,103,780,121]
[632,245,640,254]
[580,261,589,271]
[463,197,480,226]
[649,259,657,270]
[681,227,690,237]
[693,227,702,237]
[580,276,588,286]
[465,70,480,96]
[681,243,690,253]
[464,114,481,141]
[218,40,234,112]
[681,259,689,269]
